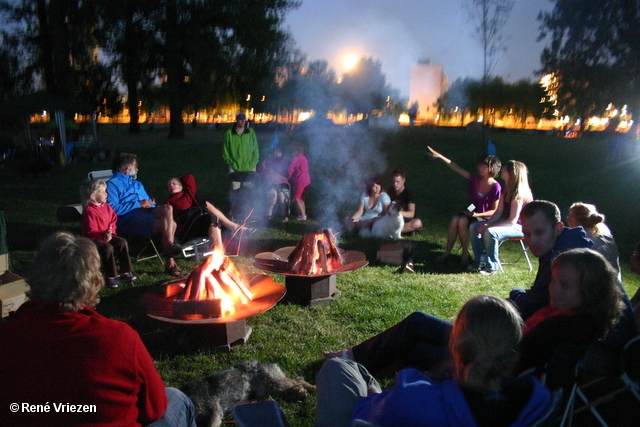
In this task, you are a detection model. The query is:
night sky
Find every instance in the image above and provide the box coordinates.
[286,0,554,97]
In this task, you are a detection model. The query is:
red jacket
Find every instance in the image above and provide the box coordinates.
[82,202,118,241]
[165,174,199,227]
[0,301,168,426]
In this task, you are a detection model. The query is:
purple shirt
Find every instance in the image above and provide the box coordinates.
[469,174,501,214]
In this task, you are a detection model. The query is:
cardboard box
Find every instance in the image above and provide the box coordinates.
[0,268,29,318]
[0,253,9,272]
[376,241,417,266]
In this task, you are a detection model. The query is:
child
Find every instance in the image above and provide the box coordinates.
[288,142,311,221]
[81,179,136,289]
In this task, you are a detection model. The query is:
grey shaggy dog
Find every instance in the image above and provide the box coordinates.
[181,360,315,427]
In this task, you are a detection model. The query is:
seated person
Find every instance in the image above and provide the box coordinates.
[324,249,623,391]
[427,146,502,265]
[316,295,555,427]
[469,160,533,274]
[257,145,290,221]
[165,174,252,252]
[0,232,195,427]
[387,167,422,233]
[568,201,621,280]
[344,176,391,233]
[107,152,182,277]
[81,179,136,289]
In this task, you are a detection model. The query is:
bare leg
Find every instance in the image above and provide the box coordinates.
[205,201,240,231]
[402,218,422,233]
[457,216,471,263]
[294,199,306,217]
[208,224,224,252]
[154,205,179,270]
[442,216,460,257]
[265,188,277,217]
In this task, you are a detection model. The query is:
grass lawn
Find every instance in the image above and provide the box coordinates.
[1,123,640,426]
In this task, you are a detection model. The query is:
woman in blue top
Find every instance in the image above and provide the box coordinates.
[344,176,391,234]
[315,295,554,427]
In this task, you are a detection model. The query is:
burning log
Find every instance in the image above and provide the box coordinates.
[173,249,254,318]
[287,230,343,275]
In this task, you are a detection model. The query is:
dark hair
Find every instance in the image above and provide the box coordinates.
[366,176,382,196]
[112,152,137,173]
[552,249,623,339]
[391,167,405,180]
[477,155,502,178]
[521,200,561,226]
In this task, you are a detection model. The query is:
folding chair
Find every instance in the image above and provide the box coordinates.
[498,236,533,272]
[121,233,164,265]
[87,169,113,181]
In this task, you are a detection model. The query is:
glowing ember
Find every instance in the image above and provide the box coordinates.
[287,230,343,275]
[174,249,253,318]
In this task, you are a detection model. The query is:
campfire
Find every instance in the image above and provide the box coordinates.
[254,229,367,277]
[173,250,253,318]
[253,229,368,306]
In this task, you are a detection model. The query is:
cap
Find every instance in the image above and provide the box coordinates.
[236,113,247,121]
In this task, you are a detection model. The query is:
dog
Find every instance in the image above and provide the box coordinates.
[361,201,404,240]
[181,360,315,427]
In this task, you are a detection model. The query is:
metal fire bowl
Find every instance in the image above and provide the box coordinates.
[253,247,368,278]
[143,273,286,324]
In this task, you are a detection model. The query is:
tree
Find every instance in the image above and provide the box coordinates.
[338,57,389,118]
[538,0,640,121]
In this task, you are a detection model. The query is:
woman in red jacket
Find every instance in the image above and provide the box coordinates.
[0,232,195,426]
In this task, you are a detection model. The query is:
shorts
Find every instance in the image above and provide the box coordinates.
[117,208,157,238]
[293,183,309,202]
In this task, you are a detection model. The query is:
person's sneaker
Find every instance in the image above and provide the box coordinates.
[106,278,118,289]
[119,273,137,283]
[479,267,497,276]
[403,263,415,274]
[297,215,307,221]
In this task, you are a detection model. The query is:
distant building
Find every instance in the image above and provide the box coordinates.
[409,60,448,123]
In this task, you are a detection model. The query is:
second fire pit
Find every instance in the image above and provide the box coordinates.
[254,230,368,306]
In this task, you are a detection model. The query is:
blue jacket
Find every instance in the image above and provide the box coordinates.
[351,368,553,427]
[106,172,155,217]
[509,227,592,321]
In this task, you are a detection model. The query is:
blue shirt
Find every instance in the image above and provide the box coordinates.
[106,172,155,216]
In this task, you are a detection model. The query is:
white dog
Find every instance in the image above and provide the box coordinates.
[361,202,404,240]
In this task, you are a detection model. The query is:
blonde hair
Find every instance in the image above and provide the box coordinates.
[26,232,104,312]
[569,202,607,236]
[449,295,523,394]
[504,160,533,204]
[81,179,107,208]
[552,248,623,339]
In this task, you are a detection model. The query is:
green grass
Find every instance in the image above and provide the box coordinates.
[2,123,640,426]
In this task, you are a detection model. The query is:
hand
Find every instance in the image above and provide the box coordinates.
[462,210,474,218]
[104,229,113,242]
[140,199,154,209]
[425,146,440,160]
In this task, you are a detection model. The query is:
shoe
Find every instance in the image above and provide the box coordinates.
[403,263,415,274]
[467,264,479,272]
[297,215,307,221]
[106,278,118,289]
[119,273,137,283]
[479,267,497,276]
[165,265,186,277]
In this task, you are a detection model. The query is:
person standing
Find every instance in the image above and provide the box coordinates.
[288,142,311,221]
[223,113,259,190]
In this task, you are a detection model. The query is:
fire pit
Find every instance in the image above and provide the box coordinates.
[253,230,368,306]
[142,250,285,351]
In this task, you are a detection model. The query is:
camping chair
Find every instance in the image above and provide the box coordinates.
[175,205,218,261]
[229,171,260,222]
[88,169,113,181]
[498,237,533,272]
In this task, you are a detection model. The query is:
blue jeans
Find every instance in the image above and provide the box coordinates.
[351,311,454,375]
[470,222,523,271]
[147,387,196,427]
